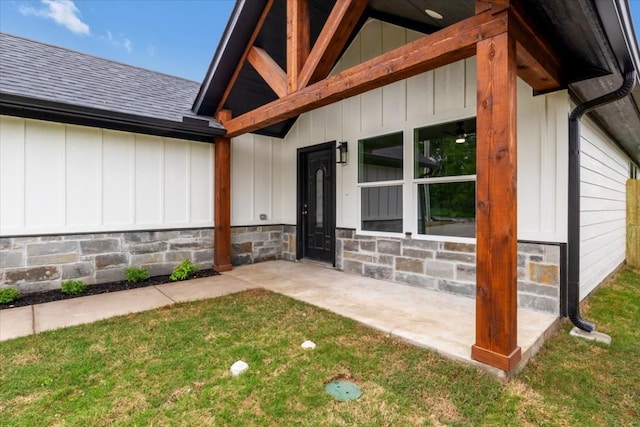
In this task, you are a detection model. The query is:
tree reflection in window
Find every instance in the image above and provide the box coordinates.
[414,118,476,238]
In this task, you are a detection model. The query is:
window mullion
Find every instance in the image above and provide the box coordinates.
[357,180,404,188]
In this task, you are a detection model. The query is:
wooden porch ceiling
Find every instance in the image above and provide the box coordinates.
[215,1,563,137]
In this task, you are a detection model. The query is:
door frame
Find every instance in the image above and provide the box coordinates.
[296,141,337,265]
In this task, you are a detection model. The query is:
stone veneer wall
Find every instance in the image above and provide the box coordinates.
[2,225,561,313]
[0,225,299,294]
[231,225,296,265]
[0,229,214,294]
[335,229,561,314]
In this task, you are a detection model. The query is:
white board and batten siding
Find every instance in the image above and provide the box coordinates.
[230,133,279,226]
[233,19,570,243]
[579,117,630,298]
[0,115,213,236]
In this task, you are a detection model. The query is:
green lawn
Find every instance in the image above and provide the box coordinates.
[1,269,639,426]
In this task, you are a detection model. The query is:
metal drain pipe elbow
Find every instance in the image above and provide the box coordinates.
[567,70,636,332]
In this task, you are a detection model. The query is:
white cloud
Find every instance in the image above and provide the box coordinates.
[147,44,155,56]
[19,0,90,35]
[101,30,133,54]
[123,38,132,54]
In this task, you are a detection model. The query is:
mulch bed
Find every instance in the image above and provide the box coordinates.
[0,269,219,310]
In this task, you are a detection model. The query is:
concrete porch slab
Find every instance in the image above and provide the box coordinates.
[226,260,560,377]
[1,259,559,378]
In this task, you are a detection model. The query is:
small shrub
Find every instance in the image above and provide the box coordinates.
[125,267,149,284]
[0,287,20,304]
[61,280,86,295]
[170,260,198,281]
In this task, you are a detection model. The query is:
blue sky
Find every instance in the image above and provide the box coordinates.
[0,0,235,82]
[1,0,640,83]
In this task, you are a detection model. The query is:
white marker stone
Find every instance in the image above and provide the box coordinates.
[301,340,316,350]
[230,360,249,376]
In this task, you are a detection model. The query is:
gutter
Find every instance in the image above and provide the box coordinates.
[607,0,640,75]
[1,93,225,143]
[567,70,636,331]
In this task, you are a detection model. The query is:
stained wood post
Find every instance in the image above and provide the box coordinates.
[471,31,522,371]
[628,179,640,269]
[214,110,233,272]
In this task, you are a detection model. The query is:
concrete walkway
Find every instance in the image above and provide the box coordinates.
[0,260,560,377]
[0,275,256,342]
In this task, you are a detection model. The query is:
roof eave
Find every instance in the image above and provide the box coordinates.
[1,93,225,143]
[584,0,640,163]
[614,0,640,120]
[192,0,264,116]
[613,0,640,76]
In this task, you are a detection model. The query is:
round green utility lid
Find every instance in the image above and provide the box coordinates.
[324,380,362,401]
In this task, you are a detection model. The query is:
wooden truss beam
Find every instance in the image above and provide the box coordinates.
[476,0,509,13]
[510,3,563,92]
[287,0,310,93]
[213,110,233,272]
[216,0,274,113]
[471,31,522,371]
[246,0,368,98]
[247,46,288,98]
[478,0,562,92]
[297,0,369,89]
[224,8,508,137]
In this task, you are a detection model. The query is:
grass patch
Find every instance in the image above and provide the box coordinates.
[519,268,640,426]
[1,270,639,425]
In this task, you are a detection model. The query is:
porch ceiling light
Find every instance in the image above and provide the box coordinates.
[424,8,443,20]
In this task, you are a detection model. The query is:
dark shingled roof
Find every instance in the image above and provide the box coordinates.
[0,32,223,140]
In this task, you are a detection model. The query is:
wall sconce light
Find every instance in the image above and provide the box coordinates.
[337,141,348,164]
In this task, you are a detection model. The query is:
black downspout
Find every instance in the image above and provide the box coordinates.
[567,70,636,332]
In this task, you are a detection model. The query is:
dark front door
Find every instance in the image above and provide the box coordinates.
[297,143,335,264]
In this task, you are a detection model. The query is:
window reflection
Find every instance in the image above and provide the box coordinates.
[359,132,403,183]
[414,119,476,179]
[417,181,475,237]
[358,132,404,233]
[361,185,403,232]
[414,118,477,238]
